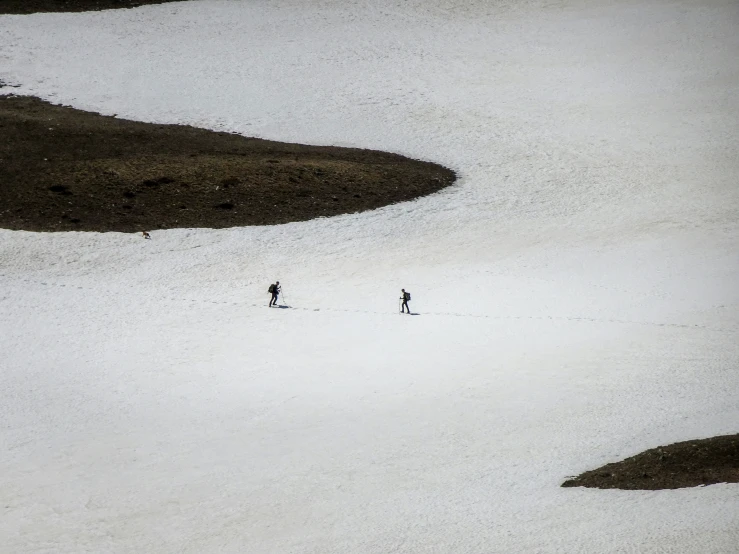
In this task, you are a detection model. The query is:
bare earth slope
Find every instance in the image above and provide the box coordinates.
[0,0,184,14]
[0,96,455,232]
[563,434,739,490]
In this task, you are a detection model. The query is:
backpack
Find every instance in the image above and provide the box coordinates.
[268,284,275,293]
[404,291,411,301]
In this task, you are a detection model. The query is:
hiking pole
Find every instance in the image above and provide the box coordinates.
[281,289,288,307]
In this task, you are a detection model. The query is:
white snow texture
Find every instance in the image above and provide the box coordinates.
[1,0,738,552]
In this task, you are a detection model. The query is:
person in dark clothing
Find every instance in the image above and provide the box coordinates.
[400,288,411,314]
[268,281,281,307]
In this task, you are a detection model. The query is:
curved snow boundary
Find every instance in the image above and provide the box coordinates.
[563,434,739,490]
[1,95,456,232]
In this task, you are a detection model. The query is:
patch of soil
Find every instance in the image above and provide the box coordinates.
[0,96,455,232]
[0,0,184,14]
[562,434,739,490]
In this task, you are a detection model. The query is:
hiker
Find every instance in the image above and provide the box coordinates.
[142,231,151,239]
[268,281,281,307]
[400,288,411,314]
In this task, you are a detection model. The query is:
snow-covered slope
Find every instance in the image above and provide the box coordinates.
[1,1,738,552]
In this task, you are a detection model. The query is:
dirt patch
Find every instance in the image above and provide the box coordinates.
[0,96,455,232]
[0,0,185,14]
[562,434,739,490]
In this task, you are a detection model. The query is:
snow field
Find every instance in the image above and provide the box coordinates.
[1,0,738,552]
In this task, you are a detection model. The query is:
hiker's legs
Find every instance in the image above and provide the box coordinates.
[402,300,409,313]
[270,293,277,306]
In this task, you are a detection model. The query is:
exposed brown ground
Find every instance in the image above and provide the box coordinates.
[0,96,455,232]
[562,434,739,490]
[0,0,184,14]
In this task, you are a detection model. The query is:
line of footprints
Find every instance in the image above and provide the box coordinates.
[0,275,730,333]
